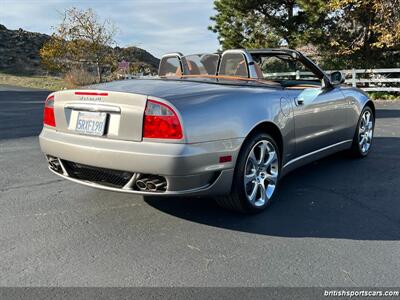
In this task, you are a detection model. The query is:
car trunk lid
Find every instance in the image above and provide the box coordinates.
[52,90,147,141]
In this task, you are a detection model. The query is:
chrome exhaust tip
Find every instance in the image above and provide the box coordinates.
[47,156,62,173]
[135,175,167,192]
[136,178,150,190]
[146,179,167,192]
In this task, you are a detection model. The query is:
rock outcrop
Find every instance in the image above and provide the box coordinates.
[0,25,50,74]
[0,24,159,75]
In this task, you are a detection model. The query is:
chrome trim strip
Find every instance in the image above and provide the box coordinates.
[64,103,121,113]
[283,140,352,169]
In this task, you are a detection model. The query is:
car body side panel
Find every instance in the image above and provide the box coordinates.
[285,86,349,157]
[280,85,370,175]
[154,89,296,165]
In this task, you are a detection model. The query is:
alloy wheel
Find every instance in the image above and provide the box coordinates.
[359,110,374,154]
[244,140,279,207]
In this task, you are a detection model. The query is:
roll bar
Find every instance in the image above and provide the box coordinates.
[158,49,331,87]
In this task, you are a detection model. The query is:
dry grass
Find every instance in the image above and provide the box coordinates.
[63,68,98,88]
[0,72,67,90]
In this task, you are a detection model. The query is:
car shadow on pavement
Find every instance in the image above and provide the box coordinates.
[376,109,400,119]
[145,137,400,241]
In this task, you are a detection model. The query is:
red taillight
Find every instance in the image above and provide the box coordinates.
[143,99,183,139]
[43,95,56,127]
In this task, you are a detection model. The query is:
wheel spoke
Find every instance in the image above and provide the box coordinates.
[248,148,257,164]
[362,113,367,125]
[359,136,366,146]
[365,112,370,125]
[248,182,258,202]
[257,142,267,165]
[244,172,256,185]
[266,172,278,184]
[264,150,277,168]
[258,183,266,204]
[363,143,368,152]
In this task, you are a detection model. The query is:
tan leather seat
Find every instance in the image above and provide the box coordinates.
[187,60,200,75]
[235,60,247,77]
[254,62,264,79]
[175,67,182,76]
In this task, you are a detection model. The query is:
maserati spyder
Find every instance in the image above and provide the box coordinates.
[39,48,375,213]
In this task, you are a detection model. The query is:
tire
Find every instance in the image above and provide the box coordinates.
[216,132,281,213]
[350,106,375,158]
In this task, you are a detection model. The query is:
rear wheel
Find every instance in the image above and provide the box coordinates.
[216,132,280,213]
[351,106,374,158]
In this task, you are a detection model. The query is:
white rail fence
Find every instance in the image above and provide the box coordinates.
[264,68,400,92]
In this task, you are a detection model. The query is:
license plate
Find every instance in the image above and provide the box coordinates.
[75,111,107,136]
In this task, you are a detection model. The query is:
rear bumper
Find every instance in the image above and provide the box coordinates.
[39,128,242,196]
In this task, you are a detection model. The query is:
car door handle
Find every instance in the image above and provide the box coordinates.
[295,98,304,106]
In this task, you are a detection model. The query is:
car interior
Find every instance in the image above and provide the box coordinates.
[251,53,322,87]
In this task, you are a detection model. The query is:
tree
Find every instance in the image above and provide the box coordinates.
[40,7,117,82]
[208,0,328,50]
[323,0,400,68]
[209,0,400,69]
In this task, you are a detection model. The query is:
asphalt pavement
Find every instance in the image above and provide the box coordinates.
[0,84,399,286]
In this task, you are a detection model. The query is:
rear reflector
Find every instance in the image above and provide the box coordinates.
[43,95,56,127]
[75,92,108,96]
[219,155,232,163]
[143,100,183,139]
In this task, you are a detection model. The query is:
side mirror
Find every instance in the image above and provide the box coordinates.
[330,71,345,85]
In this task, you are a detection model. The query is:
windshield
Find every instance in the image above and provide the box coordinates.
[251,53,321,85]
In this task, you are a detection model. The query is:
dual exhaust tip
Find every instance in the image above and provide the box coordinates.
[136,177,167,192]
[47,156,63,174]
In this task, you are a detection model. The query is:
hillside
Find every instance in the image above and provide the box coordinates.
[0,24,159,75]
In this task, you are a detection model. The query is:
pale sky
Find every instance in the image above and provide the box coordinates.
[0,0,220,58]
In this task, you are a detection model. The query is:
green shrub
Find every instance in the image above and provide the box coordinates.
[368,92,400,100]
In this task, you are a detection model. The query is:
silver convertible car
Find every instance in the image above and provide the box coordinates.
[39,48,375,213]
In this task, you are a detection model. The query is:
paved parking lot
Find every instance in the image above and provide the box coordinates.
[0,85,399,286]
